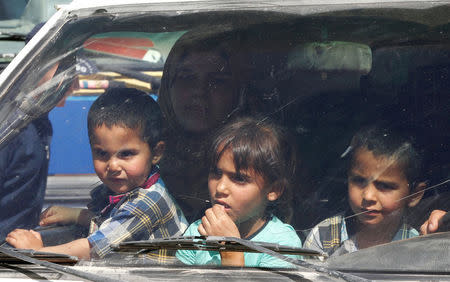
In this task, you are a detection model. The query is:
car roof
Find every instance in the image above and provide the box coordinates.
[66,0,449,11]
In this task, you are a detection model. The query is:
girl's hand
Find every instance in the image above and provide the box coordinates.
[198,204,244,266]
[6,229,43,250]
[198,204,240,238]
[39,206,84,226]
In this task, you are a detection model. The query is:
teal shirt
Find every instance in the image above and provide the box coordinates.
[176,216,302,268]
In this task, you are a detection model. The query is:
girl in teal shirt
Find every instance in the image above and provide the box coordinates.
[176,117,302,268]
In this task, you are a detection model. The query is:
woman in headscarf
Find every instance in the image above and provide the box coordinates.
[158,28,250,222]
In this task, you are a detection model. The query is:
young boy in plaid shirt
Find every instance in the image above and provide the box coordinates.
[7,88,188,260]
[304,123,426,257]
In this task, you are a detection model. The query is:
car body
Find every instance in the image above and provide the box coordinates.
[0,0,448,280]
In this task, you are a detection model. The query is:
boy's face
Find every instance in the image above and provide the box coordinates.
[90,125,155,194]
[348,147,417,229]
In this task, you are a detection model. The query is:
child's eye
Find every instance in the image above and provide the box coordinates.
[118,150,137,158]
[374,181,397,191]
[231,173,250,184]
[349,175,368,187]
[209,167,222,179]
[93,149,107,158]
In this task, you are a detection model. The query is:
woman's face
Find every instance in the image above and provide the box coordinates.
[170,51,237,133]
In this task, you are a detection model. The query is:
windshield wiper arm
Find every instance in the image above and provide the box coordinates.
[0,246,119,282]
[113,236,369,282]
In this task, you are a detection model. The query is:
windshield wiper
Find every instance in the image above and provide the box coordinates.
[114,235,325,256]
[112,236,369,282]
[0,32,26,41]
[0,246,119,282]
[0,247,78,265]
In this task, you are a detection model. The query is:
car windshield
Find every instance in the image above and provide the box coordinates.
[0,0,448,279]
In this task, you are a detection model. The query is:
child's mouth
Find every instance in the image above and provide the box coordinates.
[361,209,381,216]
[214,200,230,209]
[109,178,125,183]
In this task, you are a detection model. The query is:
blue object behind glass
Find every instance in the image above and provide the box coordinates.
[48,96,97,175]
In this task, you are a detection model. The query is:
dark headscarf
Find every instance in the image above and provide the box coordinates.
[158,27,248,134]
[157,27,251,222]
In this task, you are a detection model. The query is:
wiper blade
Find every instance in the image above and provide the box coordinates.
[0,32,26,41]
[113,236,368,282]
[0,246,119,282]
[113,235,324,257]
[0,248,78,264]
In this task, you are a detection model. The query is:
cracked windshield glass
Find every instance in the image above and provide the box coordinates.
[0,1,448,275]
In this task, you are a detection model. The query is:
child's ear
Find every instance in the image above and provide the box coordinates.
[266,181,284,202]
[151,141,165,165]
[407,181,426,208]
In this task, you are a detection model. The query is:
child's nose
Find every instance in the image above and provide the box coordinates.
[362,183,377,202]
[215,176,229,195]
[107,158,121,173]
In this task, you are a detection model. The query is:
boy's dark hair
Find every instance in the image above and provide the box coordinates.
[88,88,162,148]
[348,122,424,186]
[209,117,296,222]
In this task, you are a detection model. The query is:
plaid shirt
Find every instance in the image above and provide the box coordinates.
[304,213,419,256]
[87,169,188,260]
